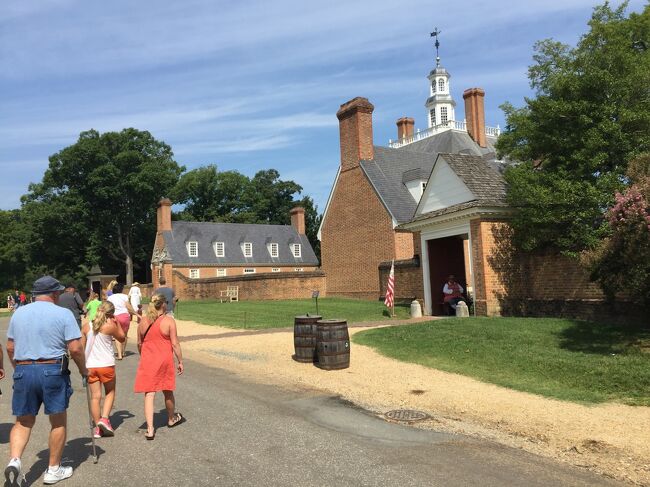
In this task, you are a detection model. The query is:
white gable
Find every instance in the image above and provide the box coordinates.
[416,157,474,216]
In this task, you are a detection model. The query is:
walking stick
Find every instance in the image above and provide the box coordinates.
[83,377,98,464]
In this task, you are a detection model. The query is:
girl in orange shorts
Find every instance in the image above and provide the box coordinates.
[82,301,126,438]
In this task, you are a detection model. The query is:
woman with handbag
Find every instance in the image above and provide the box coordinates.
[82,301,126,438]
[134,293,184,440]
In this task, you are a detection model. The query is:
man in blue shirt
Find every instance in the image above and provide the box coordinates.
[5,276,87,486]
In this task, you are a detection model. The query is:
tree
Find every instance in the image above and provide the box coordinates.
[30,128,183,284]
[496,3,650,253]
[171,165,250,222]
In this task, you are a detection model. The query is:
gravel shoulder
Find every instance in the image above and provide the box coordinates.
[177,318,650,486]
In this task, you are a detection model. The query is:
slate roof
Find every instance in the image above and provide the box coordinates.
[358,130,505,224]
[438,153,507,203]
[160,221,318,266]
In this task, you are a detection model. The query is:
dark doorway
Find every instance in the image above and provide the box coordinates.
[427,235,467,315]
[91,280,101,296]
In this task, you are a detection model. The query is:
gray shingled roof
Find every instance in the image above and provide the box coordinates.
[358,130,504,224]
[438,153,507,203]
[360,146,434,224]
[161,221,318,266]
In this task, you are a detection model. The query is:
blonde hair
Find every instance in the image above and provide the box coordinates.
[93,301,115,334]
[146,293,167,322]
[85,291,99,306]
[107,280,118,292]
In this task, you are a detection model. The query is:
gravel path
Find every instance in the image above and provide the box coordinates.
[177,318,650,486]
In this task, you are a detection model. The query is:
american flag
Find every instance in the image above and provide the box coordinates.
[384,260,395,308]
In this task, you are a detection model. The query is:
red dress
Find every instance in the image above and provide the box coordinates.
[134,316,176,392]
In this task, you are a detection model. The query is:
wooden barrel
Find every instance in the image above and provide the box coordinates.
[315,319,350,370]
[292,315,322,363]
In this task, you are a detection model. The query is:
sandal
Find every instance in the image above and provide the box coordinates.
[145,429,155,440]
[167,412,185,428]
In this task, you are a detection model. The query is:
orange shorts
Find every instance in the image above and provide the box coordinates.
[88,366,116,384]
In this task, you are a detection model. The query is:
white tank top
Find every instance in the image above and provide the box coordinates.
[85,329,116,368]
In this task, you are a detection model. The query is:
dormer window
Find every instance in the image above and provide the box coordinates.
[421,181,427,194]
[214,241,225,257]
[291,243,301,258]
[268,243,279,258]
[187,241,198,257]
[243,242,253,258]
[438,78,445,92]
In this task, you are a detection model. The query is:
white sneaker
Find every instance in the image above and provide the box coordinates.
[4,458,24,487]
[43,465,73,484]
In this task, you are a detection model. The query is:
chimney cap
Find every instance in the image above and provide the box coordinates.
[290,206,305,214]
[463,87,485,99]
[396,117,415,124]
[337,97,374,120]
[159,198,172,206]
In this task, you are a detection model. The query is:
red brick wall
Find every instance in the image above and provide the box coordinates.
[394,230,416,260]
[174,266,318,278]
[171,270,327,301]
[379,258,424,303]
[320,166,397,300]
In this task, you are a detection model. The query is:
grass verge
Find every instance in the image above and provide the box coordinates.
[353,317,650,406]
[174,297,410,329]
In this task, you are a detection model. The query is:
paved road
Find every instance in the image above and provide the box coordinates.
[0,315,621,487]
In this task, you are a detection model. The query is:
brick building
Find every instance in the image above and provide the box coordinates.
[319,52,505,311]
[151,199,319,292]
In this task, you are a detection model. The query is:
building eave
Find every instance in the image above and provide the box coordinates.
[399,206,511,231]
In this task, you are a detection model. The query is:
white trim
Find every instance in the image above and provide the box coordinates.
[402,206,511,232]
[272,268,281,273]
[294,268,304,272]
[268,242,279,258]
[291,243,301,258]
[242,242,253,258]
[216,268,227,277]
[420,220,472,316]
[243,268,256,274]
[317,166,340,241]
[187,241,198,258]
[189,268,200,279]
[214,241,225,257]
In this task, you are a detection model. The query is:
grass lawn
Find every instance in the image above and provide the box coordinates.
[174,297,410,329]
[353,317,650,406]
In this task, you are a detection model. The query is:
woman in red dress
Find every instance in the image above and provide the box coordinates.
[134,293,184,439]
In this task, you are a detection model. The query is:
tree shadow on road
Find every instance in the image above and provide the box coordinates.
[24,437,105,486]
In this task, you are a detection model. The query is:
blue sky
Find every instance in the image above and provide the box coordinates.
[1,0,644,213]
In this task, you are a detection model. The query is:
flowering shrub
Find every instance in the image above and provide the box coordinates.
[590,158,650,308]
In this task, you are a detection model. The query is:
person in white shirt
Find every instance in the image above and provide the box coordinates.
[82,301,125,438]
[128,283,141,311]
[107,283,135,360]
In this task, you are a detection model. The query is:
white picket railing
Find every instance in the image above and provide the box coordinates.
[388,120,501,148]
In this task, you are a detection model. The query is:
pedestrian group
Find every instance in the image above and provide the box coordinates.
[2,276,184,486]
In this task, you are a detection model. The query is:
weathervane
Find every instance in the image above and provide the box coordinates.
[430,27,441,66]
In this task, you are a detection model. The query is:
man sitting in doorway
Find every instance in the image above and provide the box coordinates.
[442,275,465,316]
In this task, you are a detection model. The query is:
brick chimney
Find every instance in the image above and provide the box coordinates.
[463,88,487,148]
[290,206,305,234]
[336,97,374,172]
[396,117,415,141]
[157,198,172,232]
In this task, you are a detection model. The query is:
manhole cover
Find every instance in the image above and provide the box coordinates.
[384,409,429,422]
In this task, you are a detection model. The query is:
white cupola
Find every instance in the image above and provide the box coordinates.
[425,30,456,129]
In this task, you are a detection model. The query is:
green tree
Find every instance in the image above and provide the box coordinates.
[496,2,650,253]
[29,128,183,284]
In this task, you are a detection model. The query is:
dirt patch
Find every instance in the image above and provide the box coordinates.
[177,318,650,486]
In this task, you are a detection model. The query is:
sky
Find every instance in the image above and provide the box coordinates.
[1,0,645,213]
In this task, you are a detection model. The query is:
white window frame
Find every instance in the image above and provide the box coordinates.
[272,268,281,273]
[438,78,445,92]
[291,243,301,258]
[243,242,253,258]
[214,241,225,257]
[294,268,304,272]
[429,109,436,127]
[431,80,436,94]
[216,268,227,277]
[243,268,256,274]
[440,106,448,124]
[189,268,200,279]
[269,242,279,258]
[187,241,198,257]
